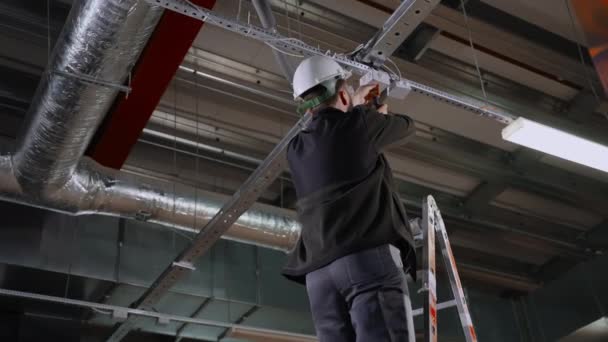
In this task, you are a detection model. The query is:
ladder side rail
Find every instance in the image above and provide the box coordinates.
[433,197,478,342]
[421,196,438,342]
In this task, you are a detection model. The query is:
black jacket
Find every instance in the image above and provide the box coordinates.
[282,105,417,284]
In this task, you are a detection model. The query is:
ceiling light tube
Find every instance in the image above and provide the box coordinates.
[502,117,608,173]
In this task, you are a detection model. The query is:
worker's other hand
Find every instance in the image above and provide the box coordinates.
[378,104,388,114]
[352,83,378,107]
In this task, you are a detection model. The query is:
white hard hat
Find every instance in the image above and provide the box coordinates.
[292,56,352,100]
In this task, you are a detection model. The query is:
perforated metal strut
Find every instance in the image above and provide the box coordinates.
[146,0,516,125]
[105,114,312,341]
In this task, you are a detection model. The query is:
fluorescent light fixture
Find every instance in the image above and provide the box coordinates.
[502,117,608,173]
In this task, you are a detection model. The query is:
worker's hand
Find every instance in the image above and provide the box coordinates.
[352,83,379,107]
[378,104,388,114]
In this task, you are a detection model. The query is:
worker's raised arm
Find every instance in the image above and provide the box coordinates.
[357,105,416,152]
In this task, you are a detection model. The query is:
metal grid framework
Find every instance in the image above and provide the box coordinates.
[105,0,523,339]
[0,0,604,340]
[106,0,444,339]
[356,0,440,66]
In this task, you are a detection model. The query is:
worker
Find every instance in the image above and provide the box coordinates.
[282,56,417,342]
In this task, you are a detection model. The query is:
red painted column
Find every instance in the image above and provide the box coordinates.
[87,0,216,169]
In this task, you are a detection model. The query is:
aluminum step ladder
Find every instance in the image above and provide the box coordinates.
[413,195,479,342]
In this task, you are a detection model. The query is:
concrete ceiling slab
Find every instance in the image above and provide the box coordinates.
[494,188,604,230]
[481,0,585,44]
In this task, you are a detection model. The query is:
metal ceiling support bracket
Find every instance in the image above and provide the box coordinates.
[171,261,196,271]
[355,0,441,66]
[399,24,441,62]
[105,113,312,341]
[145,0,371,71]
[112,309,129,322]
[147,0,515,124]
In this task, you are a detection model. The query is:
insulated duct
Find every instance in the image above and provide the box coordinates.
[0,156,300,251]
[0,0,301,254]
[12,0,163,189]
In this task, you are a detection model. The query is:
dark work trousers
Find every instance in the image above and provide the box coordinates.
[305,244,415,342]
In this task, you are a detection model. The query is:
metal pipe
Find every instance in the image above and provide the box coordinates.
[251,0,295,84]
[12,0,163,189]
[0,156,300,252]
[177,66,295,107]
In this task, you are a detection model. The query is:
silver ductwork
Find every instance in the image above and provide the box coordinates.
[0,156,300,251]
[13,0,162,189]
[0,0,302,254]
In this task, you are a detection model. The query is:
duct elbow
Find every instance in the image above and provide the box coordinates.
[0,155,23,197]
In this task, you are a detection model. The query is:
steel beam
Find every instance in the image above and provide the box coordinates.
[399,24,441,62]
[355,0,440,66]
[463,182,505,215]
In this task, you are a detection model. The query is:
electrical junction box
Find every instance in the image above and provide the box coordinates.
[359,70,411,100]
[388,80,412,100]
[359,69,391,91]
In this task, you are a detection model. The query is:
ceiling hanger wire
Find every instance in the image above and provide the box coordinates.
[172,82,179,249]
[460,0,489,105]
[194,63,201,241]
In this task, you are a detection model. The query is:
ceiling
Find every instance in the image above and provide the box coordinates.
[559,317,608,342]
[0,0,607,340]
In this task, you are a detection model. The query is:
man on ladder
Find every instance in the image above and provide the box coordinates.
[281,55,418,341]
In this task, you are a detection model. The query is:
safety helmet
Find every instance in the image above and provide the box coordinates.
[293,56,351,100]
